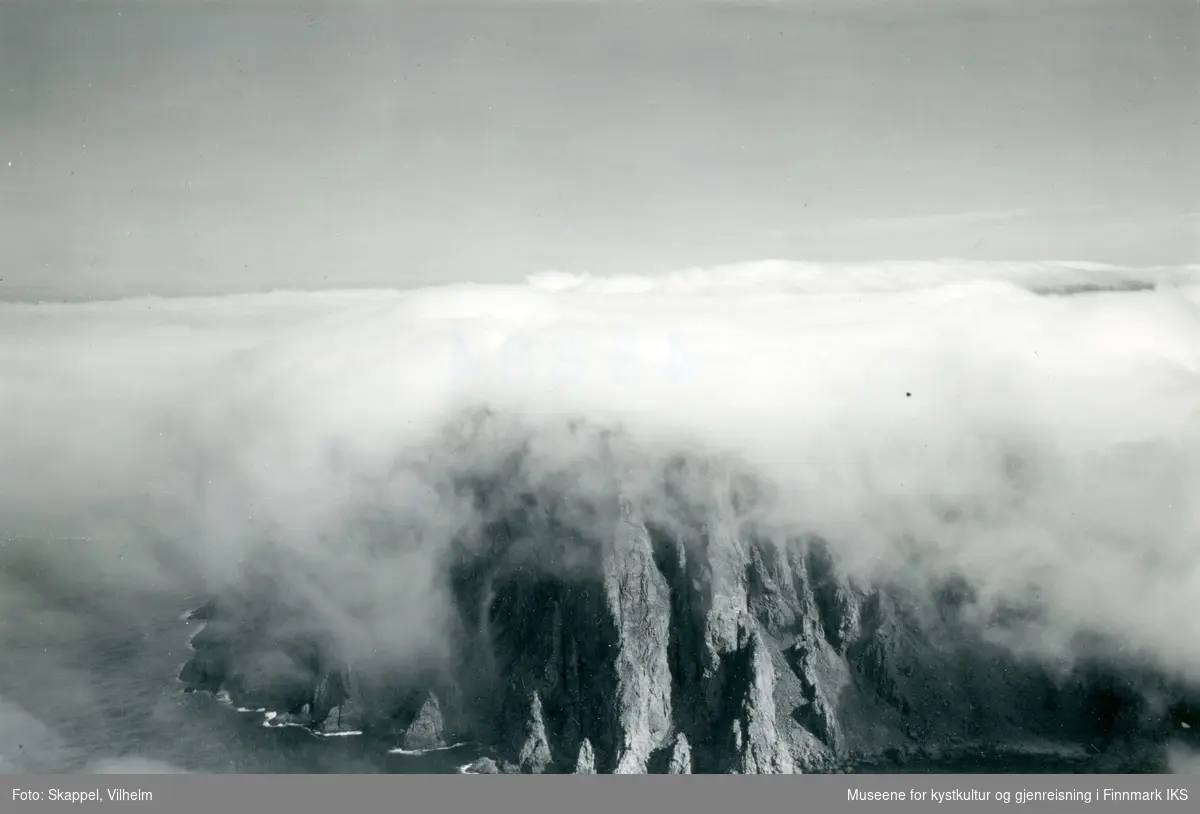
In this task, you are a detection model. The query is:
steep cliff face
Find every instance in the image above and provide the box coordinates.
[178,453,1198,773]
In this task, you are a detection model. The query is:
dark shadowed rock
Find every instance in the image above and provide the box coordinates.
[312,666,367,735]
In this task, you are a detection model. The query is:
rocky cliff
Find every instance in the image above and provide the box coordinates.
[178,439,1200,773]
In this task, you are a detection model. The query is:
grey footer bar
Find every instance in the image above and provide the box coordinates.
[6,775,1196,814]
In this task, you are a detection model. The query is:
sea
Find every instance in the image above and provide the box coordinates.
[0,537,486,774]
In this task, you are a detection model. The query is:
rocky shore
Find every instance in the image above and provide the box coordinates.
[178,450,1200,773]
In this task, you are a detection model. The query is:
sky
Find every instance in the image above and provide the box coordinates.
[1,0,1197,301]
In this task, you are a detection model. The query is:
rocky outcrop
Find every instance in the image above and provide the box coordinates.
[463,757,500,774]
[178,447,1200,773]
[517,693,552,774]
[667,734,692,774]
[574,739,597,774]
[606,502,672,773]
[727,620,793,774]
[312,666,366,735]
[402,691,445,751]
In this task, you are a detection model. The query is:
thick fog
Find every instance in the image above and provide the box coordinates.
[2,260,1199,701]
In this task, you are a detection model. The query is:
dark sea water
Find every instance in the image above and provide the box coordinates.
[0,538,483,774]
[0,539,1183,774]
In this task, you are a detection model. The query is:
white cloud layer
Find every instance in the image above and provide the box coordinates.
[2,259,1199,685]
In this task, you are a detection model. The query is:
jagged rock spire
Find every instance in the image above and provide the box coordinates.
[574,738,597,774]
[729,619,794,774]
[402,691,446,751]
[606,502,672,774]
[667,733,693,774]
[518,692,552,773]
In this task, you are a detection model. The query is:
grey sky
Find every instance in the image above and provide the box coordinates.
[1,0,1197,301]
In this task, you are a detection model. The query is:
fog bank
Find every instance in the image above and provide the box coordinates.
[2,259,1199,688]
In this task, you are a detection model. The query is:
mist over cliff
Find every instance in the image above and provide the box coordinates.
[2,260,1199,771]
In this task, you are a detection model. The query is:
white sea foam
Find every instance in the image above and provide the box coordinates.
[388,741,472,756]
